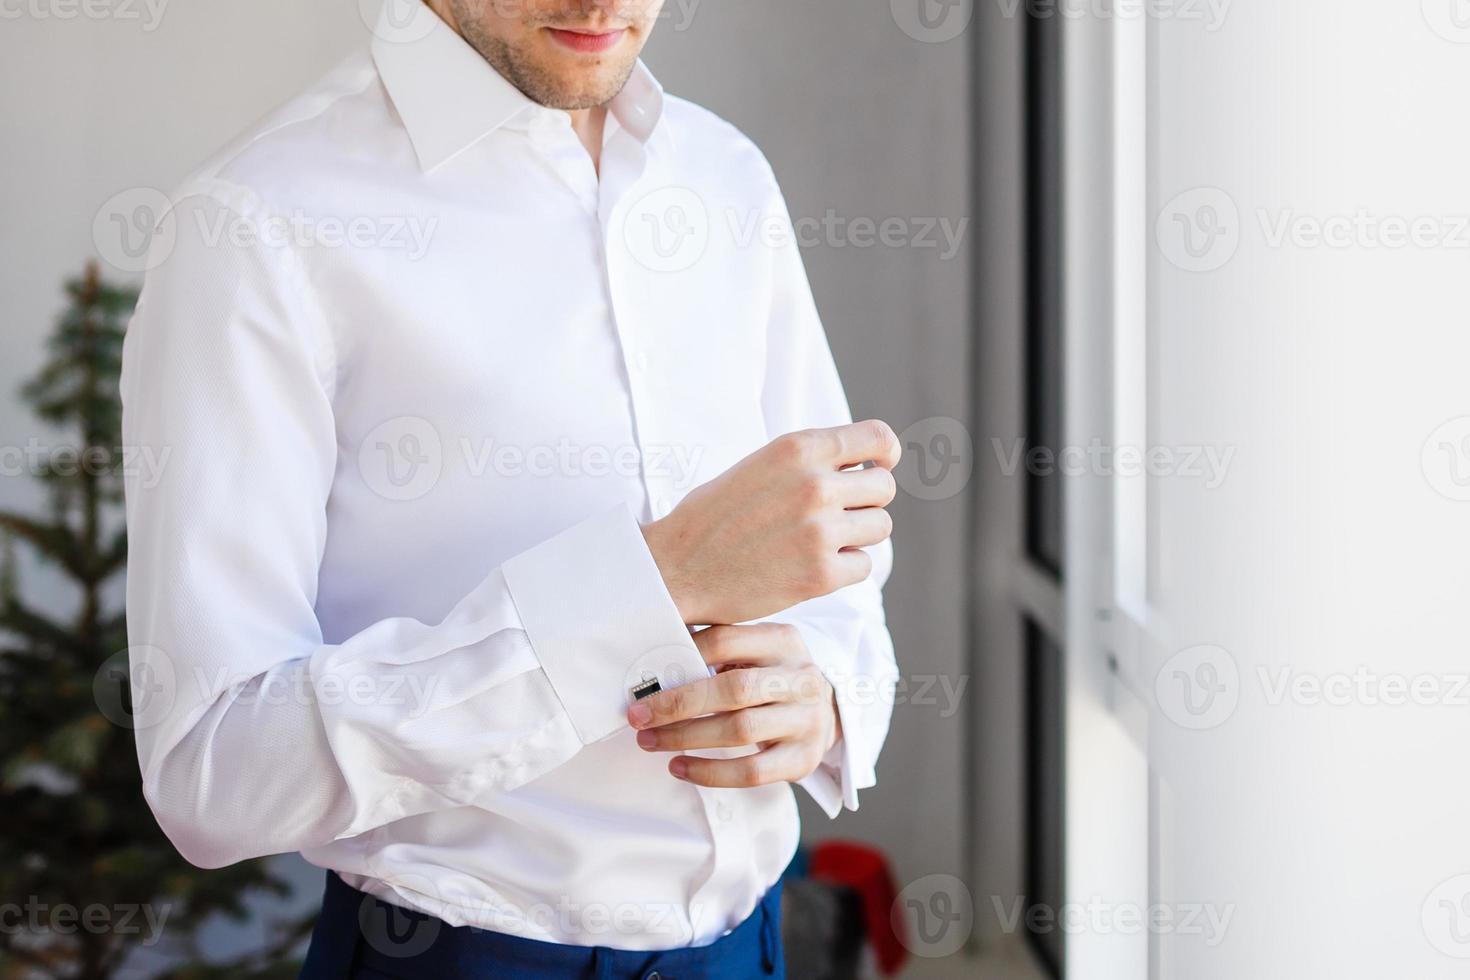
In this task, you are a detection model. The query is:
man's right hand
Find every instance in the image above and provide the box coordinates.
[641,421,901,626]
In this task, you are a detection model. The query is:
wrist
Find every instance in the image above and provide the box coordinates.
[640,518,703,625]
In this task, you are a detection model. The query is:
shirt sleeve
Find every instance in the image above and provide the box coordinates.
[753,169,900,818]
[120,186,703,869]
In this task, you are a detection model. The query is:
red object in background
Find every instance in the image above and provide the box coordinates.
[809,839,910,976]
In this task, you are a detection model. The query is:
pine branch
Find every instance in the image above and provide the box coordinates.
[0,594,80,658]
[97,526,130,581]
[0,511,94,582]
[0,262,311,977]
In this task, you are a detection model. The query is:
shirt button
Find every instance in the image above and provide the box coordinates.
[716,800,733,822]
[633,352,650,373]
[646,973,661,980]
[653,495,673,518]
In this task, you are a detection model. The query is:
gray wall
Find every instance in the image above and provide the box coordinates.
[0,0,973,933]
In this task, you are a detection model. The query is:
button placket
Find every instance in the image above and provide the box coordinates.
[603,240,657,520]
[527,111,599,214]
[684,764,754,942]
[596,130,757,944]
[600,144,668,524]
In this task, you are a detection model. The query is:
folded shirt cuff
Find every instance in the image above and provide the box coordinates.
[794,625,877,817]
[501,503,709,744]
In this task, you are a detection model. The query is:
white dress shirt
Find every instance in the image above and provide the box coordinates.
[120,9,897,951]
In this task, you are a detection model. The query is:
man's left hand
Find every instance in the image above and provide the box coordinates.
[627,624,840,787]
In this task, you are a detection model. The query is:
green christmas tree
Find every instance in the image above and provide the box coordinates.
[0,263,311,978]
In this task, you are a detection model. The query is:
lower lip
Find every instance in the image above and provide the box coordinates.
[547,28,627,53]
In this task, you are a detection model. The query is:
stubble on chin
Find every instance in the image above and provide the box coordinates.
[464,27,640,111]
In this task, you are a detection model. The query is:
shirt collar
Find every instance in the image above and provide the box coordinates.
[371,5,669,173]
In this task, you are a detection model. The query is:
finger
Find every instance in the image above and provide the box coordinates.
[694,624,802,669]
[827,420,902,471]
[637,703,811,752]
[832,465,897,509]
[835,507,893,549]
[670,741,813,788]
[826,547,874,592]
[628,667,780,729]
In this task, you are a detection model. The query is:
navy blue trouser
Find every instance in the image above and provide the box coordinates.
[299,871,785,980]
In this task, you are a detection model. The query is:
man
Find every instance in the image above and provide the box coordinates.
[120,0,899,976]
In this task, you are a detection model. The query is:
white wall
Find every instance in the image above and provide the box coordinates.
[1144,2,1470,977]
[1,0,972,941]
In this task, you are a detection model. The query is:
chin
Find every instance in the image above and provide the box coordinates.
[540,74,630,111]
